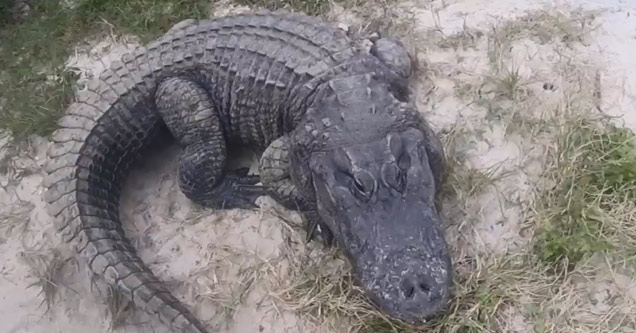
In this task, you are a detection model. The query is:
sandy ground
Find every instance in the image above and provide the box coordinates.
[2,0,636,332]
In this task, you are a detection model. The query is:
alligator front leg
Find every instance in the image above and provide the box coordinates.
[156,77,262,209]
[259,135,310,211]
[260,135,334,246]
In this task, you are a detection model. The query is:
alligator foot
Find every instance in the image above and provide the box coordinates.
[201,169,263,210]
[155,76,264,210]
[260,136,333,246]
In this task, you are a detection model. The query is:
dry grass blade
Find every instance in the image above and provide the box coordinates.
[188,242,277,327]
[488,8,599,68]
[0,202,33,242]
[19,249,73,313]
[233,0,332,16]
[105,285,134,331]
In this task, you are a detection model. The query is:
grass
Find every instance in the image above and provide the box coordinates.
[449,9,601,137]
[233,0,403,18]
[533,117,636,270]
[493,8,599,46]
[0,0,211,140]
[233,0,415,50]
[234,0,332,16]
[187,242,275,330]
[0,202,33,244]
[72,0,211,42]
[0,1,11,26]
[273,247,418,333]
[19,249,73,313]
[487,8,599,69]
[274,240,573,333]
[105,285,134,330]
[488,64,525,101]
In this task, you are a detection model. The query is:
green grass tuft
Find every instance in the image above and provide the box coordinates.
[72,0,211,43]
[0,1,10,26]
[233,0,403,18]
[534,117,636,269]
[0,0,210,140]
[233,0,332,16]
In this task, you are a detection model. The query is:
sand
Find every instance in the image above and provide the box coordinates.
[1,0,636,332]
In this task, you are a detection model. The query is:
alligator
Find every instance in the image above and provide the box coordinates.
[43,11,452,332]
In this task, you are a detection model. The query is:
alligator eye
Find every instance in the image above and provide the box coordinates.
[350,171,374,202]
[353,176,366,193]
[381,163,406,193]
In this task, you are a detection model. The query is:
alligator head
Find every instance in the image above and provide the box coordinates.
[289,71,452,323]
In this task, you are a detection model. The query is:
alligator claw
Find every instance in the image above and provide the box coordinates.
[226,183,263,209]
[226,169,260,184]
[304,211,334,247]
[320,226,334,247]
[306,217,319,243]
[220,196,260,210]
[198,171,264,210]
[233,167,251,177]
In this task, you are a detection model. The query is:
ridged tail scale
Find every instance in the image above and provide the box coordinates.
[43,12,353,333]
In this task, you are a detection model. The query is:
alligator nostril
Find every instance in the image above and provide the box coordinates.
[400,277,435,299]
[401,280,416,299]
[402,277,435,300]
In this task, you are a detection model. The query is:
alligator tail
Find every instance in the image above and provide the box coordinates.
[42,18,221,333]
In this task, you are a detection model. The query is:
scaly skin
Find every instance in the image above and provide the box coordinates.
[44,11,451,332]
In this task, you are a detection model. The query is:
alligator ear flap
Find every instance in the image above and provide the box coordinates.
[332,146,352,172]
[370,37,413,78]
[388,133,412,170]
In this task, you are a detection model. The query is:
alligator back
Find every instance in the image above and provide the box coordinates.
[43,12,355,332]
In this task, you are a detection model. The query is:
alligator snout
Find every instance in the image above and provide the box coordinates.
[336,201,453,323]
[362,244,451,323]
[395,263,451,321]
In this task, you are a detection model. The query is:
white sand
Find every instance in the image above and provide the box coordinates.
[2,0,636,332]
